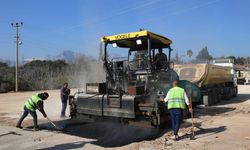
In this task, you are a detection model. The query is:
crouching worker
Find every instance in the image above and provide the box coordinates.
[16,92,49,130]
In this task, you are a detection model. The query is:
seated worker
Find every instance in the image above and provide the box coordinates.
[154,48,168,69]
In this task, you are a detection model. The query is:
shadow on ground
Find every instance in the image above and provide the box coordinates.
[31,119,166,148]
[194,125,226,138]
[0,131,22,137]
[218,94,250,105]
[193,94,250,117]
[178,125,227,140]
[194,106,236,117]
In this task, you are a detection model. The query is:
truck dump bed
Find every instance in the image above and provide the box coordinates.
[174,64,231,87]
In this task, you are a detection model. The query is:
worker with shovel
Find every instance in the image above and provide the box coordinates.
[160,80,192,140]
[16,92,49,131]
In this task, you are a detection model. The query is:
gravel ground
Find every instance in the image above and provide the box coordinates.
[0,85,250,150]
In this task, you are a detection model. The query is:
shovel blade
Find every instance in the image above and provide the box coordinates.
[189,134,195,140]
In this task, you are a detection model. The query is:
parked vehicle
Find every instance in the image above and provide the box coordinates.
[174,59,237,106]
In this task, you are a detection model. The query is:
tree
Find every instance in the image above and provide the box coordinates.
[187,49,193,58]
[226,56,236,64]
[196,46,213,61]
[174,52,181,63]
[22,60,67,90]
[236,57,246,65]
[0,62,8,68]
[0,62,15,92]
[0,56,105,92]
[218,56,225,59]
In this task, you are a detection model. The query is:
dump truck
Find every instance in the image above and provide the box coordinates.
[174,60,237,106]
[69,30,180,128]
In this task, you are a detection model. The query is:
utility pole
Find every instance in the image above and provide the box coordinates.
[11,22,23,92]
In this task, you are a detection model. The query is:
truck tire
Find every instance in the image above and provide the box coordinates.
[212,89,218,104]
[224,87,230,100]
[216,88,221,103]
[233,87,238,97]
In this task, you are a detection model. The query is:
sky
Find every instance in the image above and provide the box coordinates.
[0,0,250,61]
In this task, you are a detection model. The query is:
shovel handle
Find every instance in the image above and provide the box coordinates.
[190,111,195,137]
[189,96,195,138]
[46,117,58,128]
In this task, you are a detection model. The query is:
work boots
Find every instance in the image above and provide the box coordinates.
[16,125,23,129]
[33,126,40,131]
[171,135,179,141]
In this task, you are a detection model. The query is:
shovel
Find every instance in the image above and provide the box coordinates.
[190,110,195,140]
[189,97,195,140]
[46,117,63,131]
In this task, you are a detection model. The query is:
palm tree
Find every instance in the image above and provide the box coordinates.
[187,49,193,58]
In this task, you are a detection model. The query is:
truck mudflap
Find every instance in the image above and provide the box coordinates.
[71,94,136,119]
